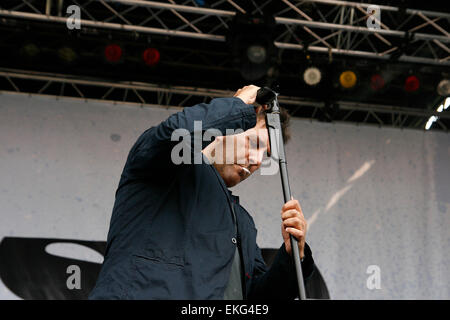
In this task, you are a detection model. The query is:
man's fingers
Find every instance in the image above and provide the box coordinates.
[283,217,306,231]
[285,227,305,240]
[281,198,306,258]
[281,209,301,220]
[282,199,303,214]
[234,85,260,104]
[285,227,306,257]
[244,84,259,91]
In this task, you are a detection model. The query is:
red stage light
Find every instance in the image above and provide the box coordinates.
[370,74,385,91]
[404,75,420,92]
[142,48,160,66]
[104,44,122,63]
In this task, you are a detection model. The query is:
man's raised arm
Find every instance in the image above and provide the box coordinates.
[124,85,259,175]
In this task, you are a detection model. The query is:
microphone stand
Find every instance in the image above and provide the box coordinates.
[257,87,307,300]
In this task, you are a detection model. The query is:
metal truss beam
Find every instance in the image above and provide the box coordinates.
[275,16,449,43]
[0,9,224,41]
[0,0,449,66]
[302,0,449,19]
[0,68,448,131]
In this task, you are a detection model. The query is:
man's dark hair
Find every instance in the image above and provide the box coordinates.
[260,107,291,143]
[279,107,291,143]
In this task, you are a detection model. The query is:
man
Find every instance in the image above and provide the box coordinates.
[89,85,315,300]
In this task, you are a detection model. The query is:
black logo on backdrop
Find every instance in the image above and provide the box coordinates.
[0,237,104,299]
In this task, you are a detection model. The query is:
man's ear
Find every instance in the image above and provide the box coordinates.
[254,104,269,114]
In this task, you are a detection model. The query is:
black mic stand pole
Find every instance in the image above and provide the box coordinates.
[257,87,307,300]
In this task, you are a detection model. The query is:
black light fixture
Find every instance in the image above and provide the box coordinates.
[226,13,277,81]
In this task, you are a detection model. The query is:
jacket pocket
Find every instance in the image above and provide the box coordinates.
[132,253,185,270]
[129,253,188,299]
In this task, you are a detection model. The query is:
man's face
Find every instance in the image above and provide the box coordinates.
[210,126,270,187]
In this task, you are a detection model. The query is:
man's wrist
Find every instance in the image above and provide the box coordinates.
[234,95,246,104]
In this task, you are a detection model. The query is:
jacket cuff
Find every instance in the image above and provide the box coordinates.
[229,97,257,130]
[279,242,315,280]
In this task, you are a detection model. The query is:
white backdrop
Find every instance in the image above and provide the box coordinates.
[0,91,449,299]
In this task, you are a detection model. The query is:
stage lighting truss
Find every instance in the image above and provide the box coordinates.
[0,0,449,67]
[1,67,449,131]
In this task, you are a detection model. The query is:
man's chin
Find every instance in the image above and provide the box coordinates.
[222,165,250,187]
[224,176,240,188]
[224,171,244,187]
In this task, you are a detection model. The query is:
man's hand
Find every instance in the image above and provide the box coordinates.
[280,198,307,259]
[234,85,260,105]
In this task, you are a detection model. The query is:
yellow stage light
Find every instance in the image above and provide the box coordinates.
[339,70,357,88]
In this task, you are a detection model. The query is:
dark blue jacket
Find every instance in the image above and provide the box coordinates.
[89,97,315,299]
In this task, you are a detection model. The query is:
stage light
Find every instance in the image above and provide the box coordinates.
[104,44,122,63]
[444,97,450,110]
[303,67,322,86]
[57,47,77,63]
[437,79,450,96]
[21,43,40,57]
[247,45,267,64]
[339,70,357,89]
[142,48,160,66]
[227,14,277,81]
[404,75,420,92]
[370,74,385,91]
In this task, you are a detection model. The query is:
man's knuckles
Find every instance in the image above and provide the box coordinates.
[282,199,300,211]
[281,208,300,219]
[282,217,306,229]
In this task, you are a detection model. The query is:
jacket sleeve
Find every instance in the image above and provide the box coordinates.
[247,242,315,300]
[124,97,257,176]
